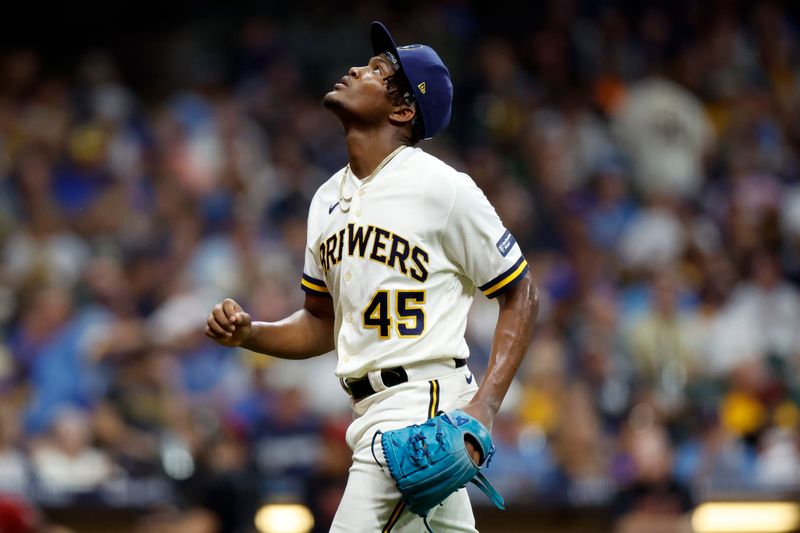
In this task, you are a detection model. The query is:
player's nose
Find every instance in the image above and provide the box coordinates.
[350,64,373,78]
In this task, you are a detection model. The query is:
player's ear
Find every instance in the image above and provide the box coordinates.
[388,103,416,127]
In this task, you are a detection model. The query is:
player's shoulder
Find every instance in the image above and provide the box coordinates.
[405,148,459,177]
[403,148,476,197]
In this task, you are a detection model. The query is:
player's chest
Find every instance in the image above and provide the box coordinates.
[319,179,443,241]
[315,185,441,280]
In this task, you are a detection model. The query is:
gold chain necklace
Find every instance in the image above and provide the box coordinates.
[338,145,407,212]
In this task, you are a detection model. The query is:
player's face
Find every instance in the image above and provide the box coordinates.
[323,54,397,123]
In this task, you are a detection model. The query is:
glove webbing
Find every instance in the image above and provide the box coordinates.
[419,472,505,533]
[470,471,504,509]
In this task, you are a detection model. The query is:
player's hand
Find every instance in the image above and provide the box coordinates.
[460,401,495,465]
[205,298,253,347]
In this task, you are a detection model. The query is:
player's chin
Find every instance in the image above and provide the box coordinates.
[322,90,342,109]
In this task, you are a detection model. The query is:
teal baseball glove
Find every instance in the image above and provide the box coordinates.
[372,409,505,532]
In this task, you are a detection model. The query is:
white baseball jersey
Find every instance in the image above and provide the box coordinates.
[301,146,528,379]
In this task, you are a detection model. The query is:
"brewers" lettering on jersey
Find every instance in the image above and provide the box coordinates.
[319,223,429,282]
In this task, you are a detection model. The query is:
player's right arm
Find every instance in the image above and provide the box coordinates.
[205,294,335,359]
[209,176,338,359]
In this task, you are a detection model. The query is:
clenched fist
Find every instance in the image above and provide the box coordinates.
[205,298,253,347]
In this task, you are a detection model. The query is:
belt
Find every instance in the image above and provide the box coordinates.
[342,358,467,402]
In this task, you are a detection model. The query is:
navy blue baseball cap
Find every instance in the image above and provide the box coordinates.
[370,21,453,140]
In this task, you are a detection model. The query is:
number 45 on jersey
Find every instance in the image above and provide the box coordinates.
[363,290,425,339]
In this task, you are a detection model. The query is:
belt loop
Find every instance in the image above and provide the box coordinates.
[367,370,388,393]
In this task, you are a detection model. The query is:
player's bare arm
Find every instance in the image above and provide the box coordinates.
[204,294,335,359]
[462,270,538,432]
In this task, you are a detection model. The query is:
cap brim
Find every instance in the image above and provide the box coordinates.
[370,21,402,72]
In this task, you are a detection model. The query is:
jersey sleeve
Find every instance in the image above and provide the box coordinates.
[301,194,332,298]
[443,174,529,299]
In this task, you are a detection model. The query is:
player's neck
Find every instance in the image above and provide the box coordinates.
[345,129,407,180]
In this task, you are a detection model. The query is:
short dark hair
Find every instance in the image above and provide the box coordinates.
[386,73,425,145]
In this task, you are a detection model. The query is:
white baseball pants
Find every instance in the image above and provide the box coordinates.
[330,360,480,533]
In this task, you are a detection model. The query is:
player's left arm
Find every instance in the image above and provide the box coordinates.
[462,269,538,448]
[439,171,539,457]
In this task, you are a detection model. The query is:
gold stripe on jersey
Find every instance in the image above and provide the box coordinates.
[480,257,529,299]
[427,379,440,419]
[301,274,330,297]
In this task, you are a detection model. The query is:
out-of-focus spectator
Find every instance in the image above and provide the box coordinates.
[612,423,693,533]
[584,161,637,251]
[93,348,182,476]
[472,411,558,502]
[177,429,258,533]
[570,285,633,423]
[613,77,714,199]
[3,149,90,291]
[673,419,758,494]
[719,359,770,439]
[705,249,800,375]
[15,274,132,434]
[754,426,800,488]
[250,387,324,499]
[308,419,350,533]
[617,198,686,272]
[30,407,114,493]
[0,404,29,496]
[626,266,699,411]
[551,382,612,506]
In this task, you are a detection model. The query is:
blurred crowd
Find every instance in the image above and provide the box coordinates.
[1,1,799,532]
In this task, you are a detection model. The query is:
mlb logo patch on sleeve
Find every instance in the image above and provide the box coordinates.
[496,230,516,257]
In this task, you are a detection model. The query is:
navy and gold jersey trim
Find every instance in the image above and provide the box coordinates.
[300,274,331,298]
[479,256,529,299]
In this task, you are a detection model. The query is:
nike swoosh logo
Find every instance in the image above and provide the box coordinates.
[465,373,473,384]
[329,202,339,214]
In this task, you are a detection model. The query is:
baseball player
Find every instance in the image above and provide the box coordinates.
[205,21,537,532]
